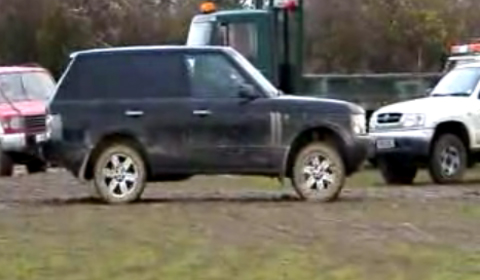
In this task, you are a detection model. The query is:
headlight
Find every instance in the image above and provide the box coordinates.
[401,113,425,128]
[1,116,24,131]
[9,116,24,130]
[369,114,377,131]
[351,114,367,135]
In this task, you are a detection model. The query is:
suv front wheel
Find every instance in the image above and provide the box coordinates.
[429,134,467,184]
[93,143,147,204]
[291,142,346,202]
[378,157,417,185]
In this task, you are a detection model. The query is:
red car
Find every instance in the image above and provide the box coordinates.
[0,65,55,176]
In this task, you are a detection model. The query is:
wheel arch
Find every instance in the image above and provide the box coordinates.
[432,121,471,165]
[82,131,151,181]
[283,125,347,179]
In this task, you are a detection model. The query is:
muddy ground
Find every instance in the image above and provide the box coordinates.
[0,168,479,280]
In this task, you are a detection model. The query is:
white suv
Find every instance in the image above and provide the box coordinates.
[369,63,480,185]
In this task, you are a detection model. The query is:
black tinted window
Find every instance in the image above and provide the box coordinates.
[186,53,249,98]
[57,51,189,100]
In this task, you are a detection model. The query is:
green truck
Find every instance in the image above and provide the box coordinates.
[186,0,443,120]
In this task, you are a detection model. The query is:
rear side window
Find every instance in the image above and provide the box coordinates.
[57,51,189,100]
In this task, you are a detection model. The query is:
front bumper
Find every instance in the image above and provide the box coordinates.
[369,129,434,158]
[1,132,50,152]
[344,135,372,175]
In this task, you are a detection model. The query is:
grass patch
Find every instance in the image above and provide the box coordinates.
[1,205,480,280]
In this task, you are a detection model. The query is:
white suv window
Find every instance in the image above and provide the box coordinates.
[431,67,480,97]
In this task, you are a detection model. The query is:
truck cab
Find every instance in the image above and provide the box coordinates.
[186,0,303,94]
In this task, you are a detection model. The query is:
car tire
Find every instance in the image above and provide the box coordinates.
[93,143,147,204]
[26,159,48,174]
[291,142,346,202]
[378,157,417,185]
[0,152,13,177]
[428,134,467,184]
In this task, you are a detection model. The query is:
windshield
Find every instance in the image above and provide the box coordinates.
[0,71,56,103]
[431,67,480,97]
[445,59,479,72]
[186,21,213,46]
[227,48,280,97]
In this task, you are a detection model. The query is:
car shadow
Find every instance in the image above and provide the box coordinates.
[23,192,301,207]
[13,191,370,207]
[372,179,480,188]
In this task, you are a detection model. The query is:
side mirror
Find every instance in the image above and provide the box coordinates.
[238,84,259,100]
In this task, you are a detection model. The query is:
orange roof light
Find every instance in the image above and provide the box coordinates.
[200,1,217,14]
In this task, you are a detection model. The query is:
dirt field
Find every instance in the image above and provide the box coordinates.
[1,167,480,280]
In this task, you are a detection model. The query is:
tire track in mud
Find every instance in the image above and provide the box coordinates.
[0,168,479,207]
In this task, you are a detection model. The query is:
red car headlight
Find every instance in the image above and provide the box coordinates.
[1,116,25,133]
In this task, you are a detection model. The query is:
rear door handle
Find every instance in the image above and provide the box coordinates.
[193,110,212,117]
[125,110,144,117]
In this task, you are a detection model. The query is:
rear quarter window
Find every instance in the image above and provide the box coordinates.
[56,51,190,101]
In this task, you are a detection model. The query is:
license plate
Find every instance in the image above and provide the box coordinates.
[376,139,395,149]
[36,133,48,143]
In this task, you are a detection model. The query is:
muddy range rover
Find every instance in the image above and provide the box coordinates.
[43,46,370,204]
[0,66,54,176]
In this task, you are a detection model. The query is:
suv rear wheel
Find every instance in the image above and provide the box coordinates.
[93,143,147,204]
[291,142,346,202]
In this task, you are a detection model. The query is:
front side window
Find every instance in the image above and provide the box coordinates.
[186,21,213,46]
[431,67,480,97]
[186,53,249,98]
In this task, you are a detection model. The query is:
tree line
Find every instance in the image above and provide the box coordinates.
[0,0,479,78]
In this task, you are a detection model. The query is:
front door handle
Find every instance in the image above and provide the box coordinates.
[125,110,144,117]
[193,110,212,117]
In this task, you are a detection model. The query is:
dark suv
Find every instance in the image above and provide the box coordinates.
[44,46,370,204]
